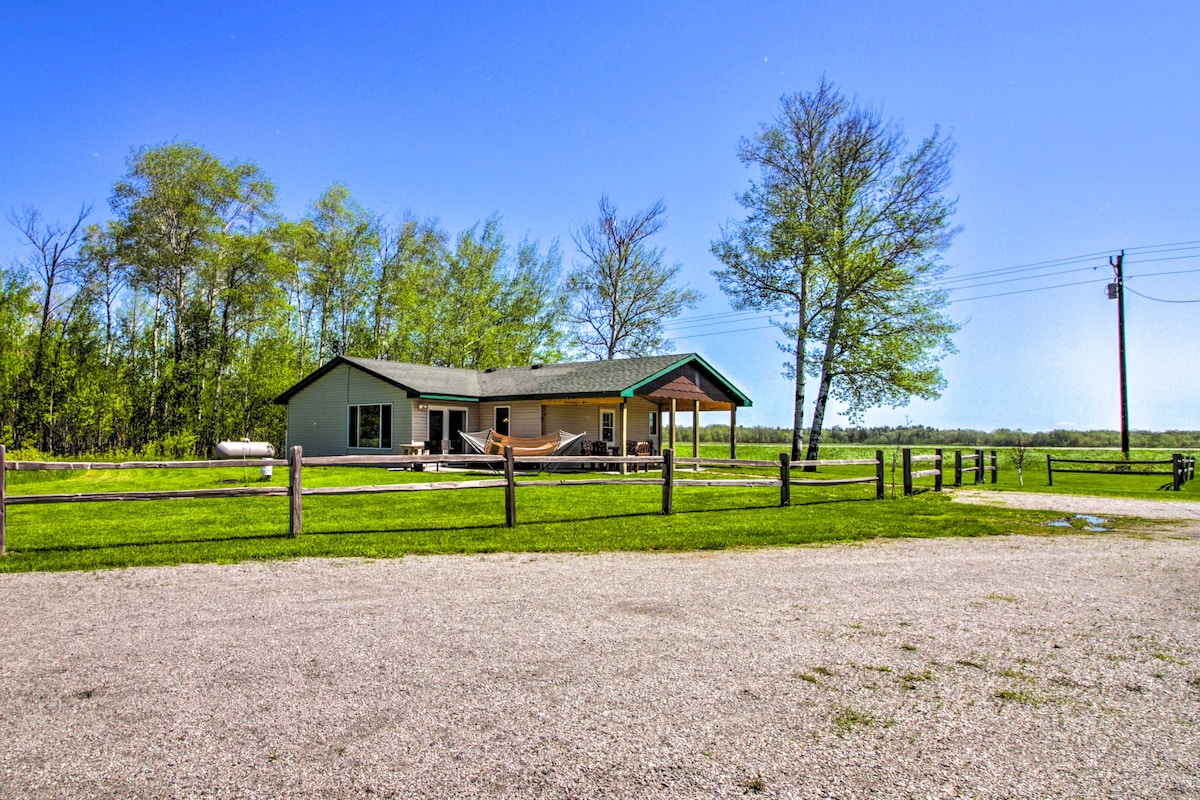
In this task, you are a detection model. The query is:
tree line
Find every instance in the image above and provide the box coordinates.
[2,144,698,457]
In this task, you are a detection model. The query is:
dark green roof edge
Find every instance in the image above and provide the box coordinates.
[418,393,480,403]
[620,353,752,407]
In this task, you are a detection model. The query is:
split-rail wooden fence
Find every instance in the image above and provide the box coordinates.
[899,448,998,496]
[0,445,888,553]
[1047,453,1196,491]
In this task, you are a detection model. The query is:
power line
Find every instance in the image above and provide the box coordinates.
[1126,267,1200,280]
[934,240,1200,285]
[947,277,1111,304]
[937,255,1200,294]
[1125,286,1200,303]
[672,323,778,340]
[1123,239,1200,253]
[1126,253,1200,266]
[935,253,1110,284]
[662,310,777,332]
[941,264,1102,292]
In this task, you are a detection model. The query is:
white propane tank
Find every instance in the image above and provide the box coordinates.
[215,439,277,459]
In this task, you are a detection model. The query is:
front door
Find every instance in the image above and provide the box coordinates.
[448,409,467,453]
[600,409,616,447]
[429,408,468,453]
[428,409,445,451]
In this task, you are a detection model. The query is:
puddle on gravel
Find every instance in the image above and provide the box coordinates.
[1045,514,1109,532]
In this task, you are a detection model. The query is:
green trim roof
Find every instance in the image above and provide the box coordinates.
[274,353,751,407]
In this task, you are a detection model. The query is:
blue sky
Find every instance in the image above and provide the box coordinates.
[3,1,1198,431]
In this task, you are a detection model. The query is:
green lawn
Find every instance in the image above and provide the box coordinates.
[2,443,1192,573]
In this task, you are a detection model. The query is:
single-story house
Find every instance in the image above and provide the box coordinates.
[274,353,752,457]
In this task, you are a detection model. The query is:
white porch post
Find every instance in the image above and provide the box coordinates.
[669,398,677,452]
[692,399,700,471]
[730,404,737,459]
[619,400,628,475]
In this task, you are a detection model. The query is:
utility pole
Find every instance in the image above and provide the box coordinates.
[1107,250,1129,458]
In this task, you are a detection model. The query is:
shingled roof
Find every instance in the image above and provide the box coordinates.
[274,353,751,407]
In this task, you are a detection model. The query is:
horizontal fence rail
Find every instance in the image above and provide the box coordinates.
[0,445,891,552]
[1047,454,1196,490]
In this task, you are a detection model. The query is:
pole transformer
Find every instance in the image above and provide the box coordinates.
[1107,250,1129,458]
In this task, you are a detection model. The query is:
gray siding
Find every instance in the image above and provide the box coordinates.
[285,364,413,456]
[479,401,542,437]
[625,397,661,445]
[542,404,596,440]
[541,398,662,445]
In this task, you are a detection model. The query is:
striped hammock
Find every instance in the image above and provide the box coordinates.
[458,429,586,458]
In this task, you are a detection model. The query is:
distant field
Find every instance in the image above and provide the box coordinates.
[695,443,1200,501]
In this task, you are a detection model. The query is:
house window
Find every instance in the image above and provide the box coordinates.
[648,411,658,437]
[494,406,510,436]
[600,409,615,443]
[348,403,392,448]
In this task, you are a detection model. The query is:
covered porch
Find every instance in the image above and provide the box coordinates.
[542,357,748,464]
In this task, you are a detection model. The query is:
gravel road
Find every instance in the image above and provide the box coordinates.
[2,511,1198,798]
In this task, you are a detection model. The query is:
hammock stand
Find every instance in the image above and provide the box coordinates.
[458,429,586,474]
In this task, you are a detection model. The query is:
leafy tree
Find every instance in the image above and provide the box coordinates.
[110,142,274,362]
[713,80,959,461]
[301,184,378,361]
[368,214,446,361]
[108,143,275,445]
[6,204,92,449]
[431,217,566,369]
[568,196,699,360]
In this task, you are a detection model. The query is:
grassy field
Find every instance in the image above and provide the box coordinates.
[2,443,1192,573]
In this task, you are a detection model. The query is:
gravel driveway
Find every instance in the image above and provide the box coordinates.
[2,511,1198,798]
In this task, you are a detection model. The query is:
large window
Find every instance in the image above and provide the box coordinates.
[348,403,392,448]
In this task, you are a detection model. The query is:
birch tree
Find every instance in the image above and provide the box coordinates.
[713,80,959,461]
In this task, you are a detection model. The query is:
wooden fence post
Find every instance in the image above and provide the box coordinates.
[288,445,303,537]
[661,448,674,515]
[1,443,6,556]
[954,450,962,486]
[975,449,985,485]
[1046,453,1054,486]
[902,448,913,496]
[875,449,885,499]
[1174,453,1183,492]
[934,448,944,492]
[990,450,998,484]
[779,453,791,507]
[504,445,517,528]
